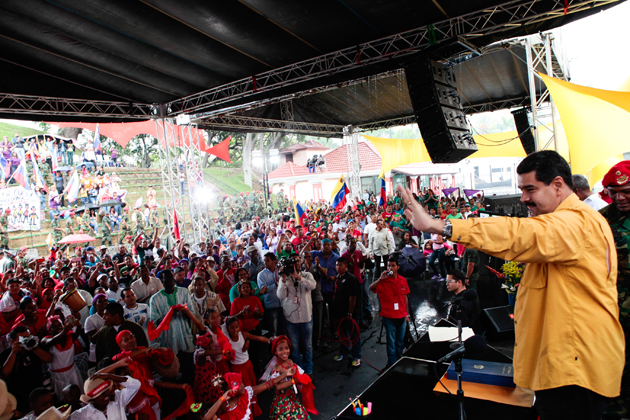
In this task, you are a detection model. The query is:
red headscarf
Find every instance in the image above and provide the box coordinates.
[224,372,243,391]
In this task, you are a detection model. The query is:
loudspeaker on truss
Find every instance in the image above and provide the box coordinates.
[405,58,478,163]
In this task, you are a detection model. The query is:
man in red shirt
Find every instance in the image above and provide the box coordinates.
[381,204,395,225]
[291,225,308,250]
[369,255,410,368]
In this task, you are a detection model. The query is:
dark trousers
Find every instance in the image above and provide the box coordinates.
[176,351,195,385]
[323,291,335,335]
[429,248,446,278]
[372,254,389,282]
[312,300,324,346]
[535,386,609,420]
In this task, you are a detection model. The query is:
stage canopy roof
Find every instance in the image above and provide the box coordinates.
[0,0,624,135]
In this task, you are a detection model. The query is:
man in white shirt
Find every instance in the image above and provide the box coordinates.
[572,174,608,211]
[130,264,163,303]
[368,217,392,281]
[71,368,140,420]
[363,218,377,246]
[277,259,316,375]
[121,289,150,341]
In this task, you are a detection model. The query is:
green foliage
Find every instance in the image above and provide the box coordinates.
[0,121,47,139]
[204,167,253,194]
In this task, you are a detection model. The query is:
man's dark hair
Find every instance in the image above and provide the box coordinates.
[9,326,28,340]
[264,252,277,261]
[18,296,34,311]
[104,302,124,318]
[448,269,466,283]
[336,257,348,266]
[516,150,573,188]
[121,288,135,299]
[29,388,51,405]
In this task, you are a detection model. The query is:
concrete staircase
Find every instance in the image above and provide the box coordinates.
[9,167,208,255]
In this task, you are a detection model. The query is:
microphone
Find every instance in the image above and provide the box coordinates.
[437,335,486,363]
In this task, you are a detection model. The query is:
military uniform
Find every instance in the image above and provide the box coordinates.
[120,213,132,244]
[133,209,144,235]
[461,248,480,290]
[600,161,630,416]
[80,212,92,235]
[101,214,112,246]
[0,214,9,249]
[51,217,64,244]
[65,217,76,236]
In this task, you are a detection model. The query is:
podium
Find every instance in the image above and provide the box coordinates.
[334,319,535,420]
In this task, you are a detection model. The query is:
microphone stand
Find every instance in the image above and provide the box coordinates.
[451,301,466,420]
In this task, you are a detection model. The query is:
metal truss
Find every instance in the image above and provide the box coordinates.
[0,93,153,119]
[178,124,212,244]
[169,0,617,115]
[343,126,362,201]
[520,32,568,152]
[154,118,189,243]
[198,115,345,136]
[191,70,399,121]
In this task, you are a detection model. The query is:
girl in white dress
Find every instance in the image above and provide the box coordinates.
[41,315,84,399]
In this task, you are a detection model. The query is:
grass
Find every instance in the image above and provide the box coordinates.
[0,121,47,139]
[204,167,253,194]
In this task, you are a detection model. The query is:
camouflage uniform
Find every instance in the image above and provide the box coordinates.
[51,217,64,244]
[133,209,144,235]
[120,213,132,244]
[101,214,112,246]
[600,203,630,414]
[65,217,75,236]
[0,214,8,249]
[81,212,92,235]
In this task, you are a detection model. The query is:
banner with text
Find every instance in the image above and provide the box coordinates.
[0,187,41,232]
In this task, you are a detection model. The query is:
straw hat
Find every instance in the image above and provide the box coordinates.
[80,377,114,404]
[36,406,72,420]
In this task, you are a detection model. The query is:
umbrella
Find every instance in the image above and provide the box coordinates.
[54,166,73,172]
[58,234,96,244]
[99,200,127,208]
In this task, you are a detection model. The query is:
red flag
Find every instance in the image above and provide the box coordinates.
[173,209,180,241]
[147,304,185,341]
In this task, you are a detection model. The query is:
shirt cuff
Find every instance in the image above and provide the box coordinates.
[449,219,470,243]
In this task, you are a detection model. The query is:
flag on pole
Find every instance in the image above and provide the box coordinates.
[330,175,350,210]
[46,233,53,250]
[93,123,101,152]
[463,189,482,197]
[134,197,143,209]
[378,172,387,207]
[293,199,307,227]
[442,187,458,196]
[0,157,10,179]
[12,162,30,190]
[64,171,80,203]
[31,154,48,192]
[173,209,181,241]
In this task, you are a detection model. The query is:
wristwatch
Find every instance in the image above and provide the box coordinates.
[443,220,453,238]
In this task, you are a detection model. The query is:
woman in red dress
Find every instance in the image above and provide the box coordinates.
[202,370,296,420]
[195,308,232,405]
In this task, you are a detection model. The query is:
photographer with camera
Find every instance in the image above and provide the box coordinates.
[0,326,52,416]
[277,254,316,375]
[369,254,410,369]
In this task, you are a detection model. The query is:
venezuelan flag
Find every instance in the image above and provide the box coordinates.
[330,175,350,210]
[12,162,30,190]
[93,123,102,152]
[378,172,386,207]
[293,199,307,226]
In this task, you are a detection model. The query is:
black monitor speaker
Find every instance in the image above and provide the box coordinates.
[483,305,515,333]
[511,108,536,155]
[405,57,478,163]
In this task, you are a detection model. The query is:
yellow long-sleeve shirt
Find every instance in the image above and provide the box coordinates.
[450,193,624,397]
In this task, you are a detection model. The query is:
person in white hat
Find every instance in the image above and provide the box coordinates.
[35,406,71,420]
[71,358,139,420]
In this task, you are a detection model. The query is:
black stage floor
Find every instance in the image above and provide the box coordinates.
[255,273,517,419]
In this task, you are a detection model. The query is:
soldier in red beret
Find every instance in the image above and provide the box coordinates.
[599,160,630,417]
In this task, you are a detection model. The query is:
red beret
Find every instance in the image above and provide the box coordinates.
[602,160,630,188]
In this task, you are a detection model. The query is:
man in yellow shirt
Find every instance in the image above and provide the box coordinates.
[400,151,624,420]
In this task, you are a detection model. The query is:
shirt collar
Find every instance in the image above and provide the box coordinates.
[553,193,581,213]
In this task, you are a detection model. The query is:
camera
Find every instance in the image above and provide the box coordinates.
[19,335,39,351]
[278,255,301,276]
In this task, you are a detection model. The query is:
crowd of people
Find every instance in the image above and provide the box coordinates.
[0,133,127,226]
[0,182,487,420]
[0,150,627,420]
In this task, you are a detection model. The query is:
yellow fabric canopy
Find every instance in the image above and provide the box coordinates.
[363,132,527,174]
[539,73,630,178]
